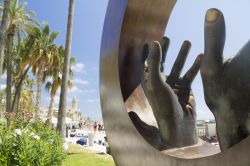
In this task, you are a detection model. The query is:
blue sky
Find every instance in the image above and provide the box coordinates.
[1,1,250,121]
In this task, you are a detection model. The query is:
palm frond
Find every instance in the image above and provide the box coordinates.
[49,31,59,43]
[42,24,50,36]
[15,2,28,13]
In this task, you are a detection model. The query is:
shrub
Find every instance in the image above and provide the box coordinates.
[0,119,66,166]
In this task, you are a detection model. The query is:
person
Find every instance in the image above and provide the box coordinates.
[93,122,97,133]
[98,123,102,132]
[71,125,76,132]
[79,122,82,129]
[66,125,69,138]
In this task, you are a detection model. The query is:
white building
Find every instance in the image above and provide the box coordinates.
[66,96,82,121]
[206,123,216,137]
[40,96,82,123]
[196,120,216,138]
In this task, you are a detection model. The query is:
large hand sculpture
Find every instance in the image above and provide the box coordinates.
[201,8,250,151]
[142,37,202,148]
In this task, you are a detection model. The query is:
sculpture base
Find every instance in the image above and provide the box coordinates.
[162,139,220,159]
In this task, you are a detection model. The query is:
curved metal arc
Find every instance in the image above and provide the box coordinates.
[100,0,250,165]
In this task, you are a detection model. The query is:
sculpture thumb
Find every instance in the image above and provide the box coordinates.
[202,8,225,78]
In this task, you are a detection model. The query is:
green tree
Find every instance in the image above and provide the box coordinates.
[57,0,75,138]
[31,24,59,117]
[45,46,74,123]
[4,0,38,127]
[11,29,41,113]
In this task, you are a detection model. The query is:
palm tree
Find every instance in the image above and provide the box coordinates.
[11,30,41,113]
[0,0,11,83]
[45,46,74,123]
[31,24,59,117]
[57,0,75,138]
[4,0,38,127]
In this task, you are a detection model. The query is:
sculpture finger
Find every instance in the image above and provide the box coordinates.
[201,8,225,78]
[160,37,170,72]
[169,40,191,79]
[183,54,203,85]
[147,41,162,79]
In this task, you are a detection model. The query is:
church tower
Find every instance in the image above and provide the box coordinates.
[72,96,77,111]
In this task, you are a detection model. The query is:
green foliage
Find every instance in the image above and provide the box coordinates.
[0,90,5,113]
[0,120,66,166]
[17,78,35,121]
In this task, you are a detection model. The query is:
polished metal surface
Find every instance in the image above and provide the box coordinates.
[100,0,250,165]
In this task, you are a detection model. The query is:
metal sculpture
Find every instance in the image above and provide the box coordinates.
[100,0,250,165]
[142,38,202,148]
[201,8,250,151]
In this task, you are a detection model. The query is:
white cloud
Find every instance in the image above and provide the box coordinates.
[0,84,6,90]
[86,99,94,103]
[82,89,96,93]
[46,95,60,104]
[71,63,85,73]
[85,98,99,103]
[68,85,84,94]
[72,78,89,85]
[69,86,78,93]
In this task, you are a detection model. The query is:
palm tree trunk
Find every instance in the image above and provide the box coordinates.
[6,25,15,127]
[0,0,11,83]
[12,66,31,113]
[47,93,55,124]
[35,59,45,118]
[57,0,75,138]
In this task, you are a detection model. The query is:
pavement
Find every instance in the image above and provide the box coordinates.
[66,129,107,154]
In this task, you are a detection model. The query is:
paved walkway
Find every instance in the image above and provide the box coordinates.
[66,129,107,154]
